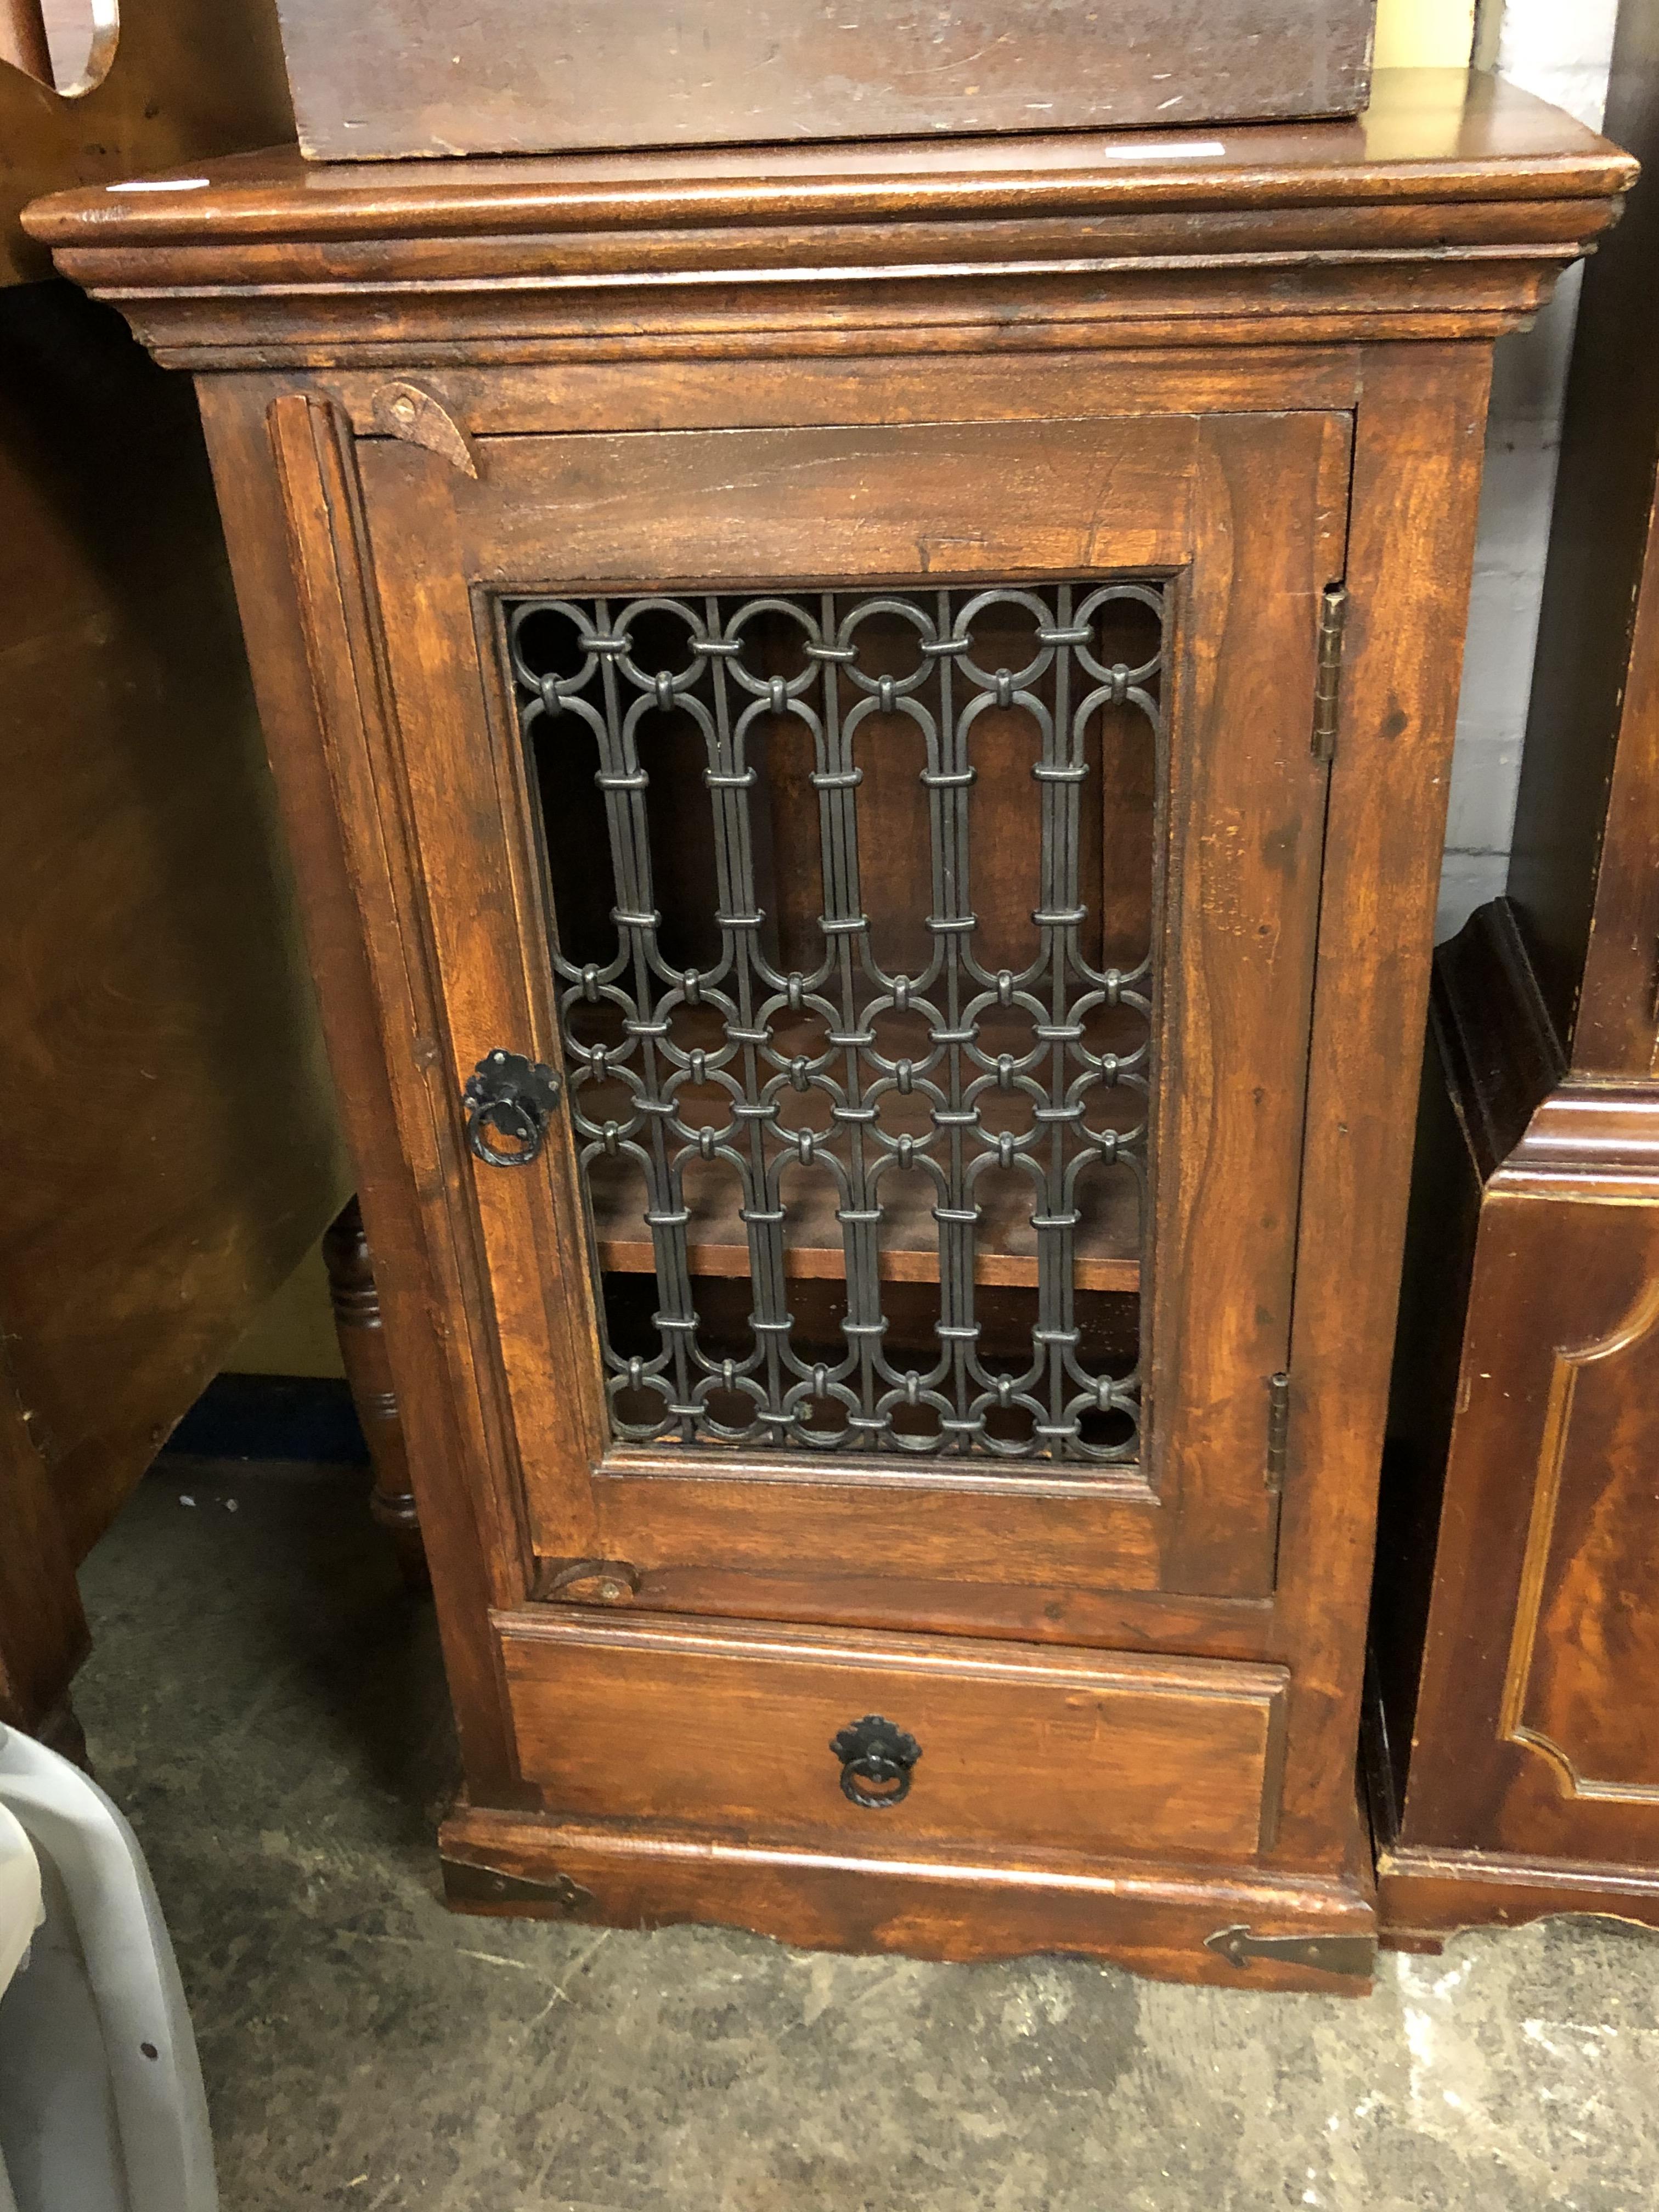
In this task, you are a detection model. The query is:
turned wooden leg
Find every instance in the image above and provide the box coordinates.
[323,1197,428,1589]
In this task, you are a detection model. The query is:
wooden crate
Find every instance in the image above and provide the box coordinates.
[271,0,1377,162]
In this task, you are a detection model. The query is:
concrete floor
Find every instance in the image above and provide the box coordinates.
[75,1462,1659,2212]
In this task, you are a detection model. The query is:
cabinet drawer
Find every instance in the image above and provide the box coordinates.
[499,1615,1288,1865]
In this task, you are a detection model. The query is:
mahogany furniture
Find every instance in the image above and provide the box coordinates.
[0,0,346,1753]
[269,0,1377,163]
[0,280,355,1751]
[1372,5,1659,1951]
[28,71,1633,1991]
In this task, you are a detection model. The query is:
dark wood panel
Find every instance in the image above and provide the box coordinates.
[1370,971,1486,1814]
[1402,1182,1659,1863]
[1503,1218,1659,1803]
[557,1556,1275,1657]
[273,0,1374,162]
[1507,0,1659,1061]
[1376,894,1659,1886]
[427,415,1200,584]
[1575,478,1659,1079]
[357,405,1339,1596]
[1148,406,1347,1589]
[1373,0,1659,1952]
[0,1339,87,1736]
[1,0,292,284]
[1376,1837,1659,1950]
[0,280,349,1566]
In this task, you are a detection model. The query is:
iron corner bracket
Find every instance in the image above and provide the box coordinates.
[1204,1923,1376,1978]
[442,1852,594,1916]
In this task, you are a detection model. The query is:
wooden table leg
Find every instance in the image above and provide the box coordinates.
[323,1197,428,1589]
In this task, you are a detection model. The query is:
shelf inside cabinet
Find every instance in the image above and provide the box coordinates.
[575,1000,1144,1296]
[590,1155,1142,1295]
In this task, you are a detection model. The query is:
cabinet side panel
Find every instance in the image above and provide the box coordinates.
[1269,342,1492,1866]
[1373,989,1483,1815]
[1506,0,1659,1054]
[1575,484,1659,1078]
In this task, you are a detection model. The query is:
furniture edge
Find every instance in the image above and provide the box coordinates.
[18,83,1636,370]
[437,1801,1380,1993]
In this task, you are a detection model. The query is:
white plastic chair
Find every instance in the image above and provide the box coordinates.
[0,1725,216,2212]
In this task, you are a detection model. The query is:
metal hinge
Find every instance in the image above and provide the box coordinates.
[1265,1370,1291,1494]
[1205,1925,1375,1978]
[442,1854,593,1915]
[1312,583,1348,762]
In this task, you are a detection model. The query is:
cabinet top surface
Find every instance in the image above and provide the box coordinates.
[26,73,1632,250]
[23,72,1634,371]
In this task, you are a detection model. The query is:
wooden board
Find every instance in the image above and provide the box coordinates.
[272,0,1376,163]
[1506,0,1659,1063]
[0,0,292,285]
[0,279,350,1578]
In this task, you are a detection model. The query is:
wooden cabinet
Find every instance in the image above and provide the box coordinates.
[1372,4,1659,1949]
[26,72,1631,1990]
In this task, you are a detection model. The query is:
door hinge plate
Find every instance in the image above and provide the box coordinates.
[1205,1923,1375,1978]
[442,1853,594,1915]
[1312,583,1348,762]
[1265,1370,1291,1494]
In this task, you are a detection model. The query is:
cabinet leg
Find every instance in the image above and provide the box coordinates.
[35,1694,91,1771]
[323,1197,428,1590]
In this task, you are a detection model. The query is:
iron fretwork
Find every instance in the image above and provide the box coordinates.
[507,583,1163,1465]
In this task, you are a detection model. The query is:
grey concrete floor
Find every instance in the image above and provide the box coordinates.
[76,1462,1659,2212]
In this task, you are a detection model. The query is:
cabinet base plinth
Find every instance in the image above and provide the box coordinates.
[1376,1844,1659,1954]
[437,1804,1378,1994]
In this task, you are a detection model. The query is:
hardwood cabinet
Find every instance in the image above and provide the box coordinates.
[1372,5,1659,1950]
[26,72,1632,1991]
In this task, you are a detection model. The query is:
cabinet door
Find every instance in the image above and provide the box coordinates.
[293,404,1348,1603]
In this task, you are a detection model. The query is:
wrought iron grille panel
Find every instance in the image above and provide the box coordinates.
[507,583,1164,1465]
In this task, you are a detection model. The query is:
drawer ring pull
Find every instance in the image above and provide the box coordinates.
[831,1715,921,1809]
[463,1048,561,1167]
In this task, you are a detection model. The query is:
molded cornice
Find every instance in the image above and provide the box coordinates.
[21,72,1637,371]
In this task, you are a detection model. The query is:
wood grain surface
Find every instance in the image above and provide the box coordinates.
[1373,0,1659,1950]
[272,0,1375,163]
[500,1609,1289,1864]
[0,280,349,1578]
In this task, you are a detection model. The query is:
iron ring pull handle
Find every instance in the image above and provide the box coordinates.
[463,1049,561,1169]
[831,1716,921,1810]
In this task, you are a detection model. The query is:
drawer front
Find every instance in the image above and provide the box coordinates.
[500,1616,1288,1865]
